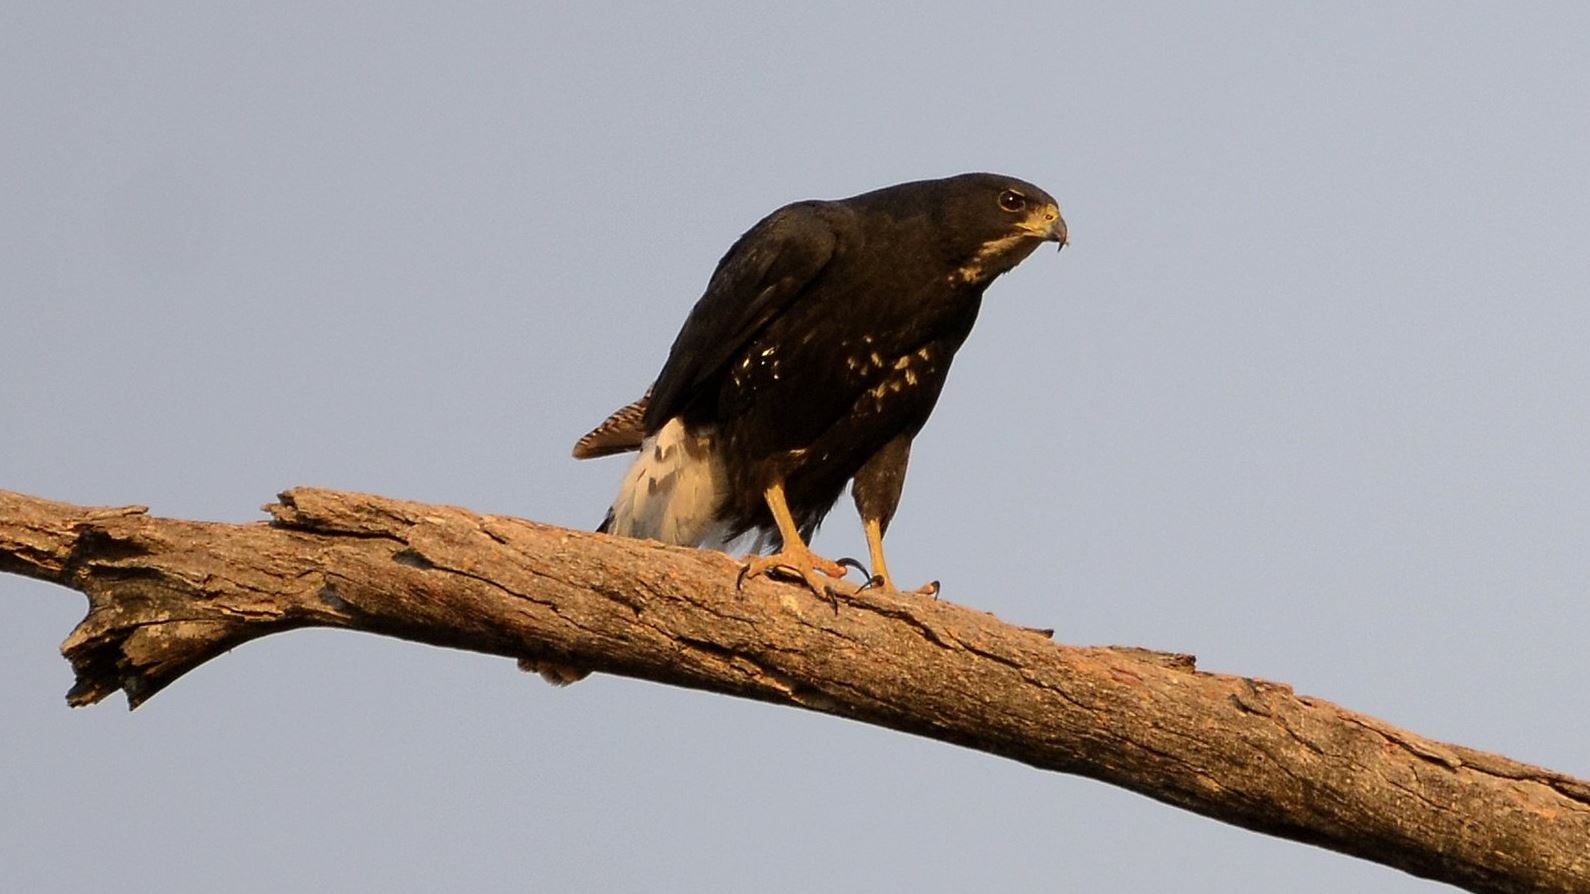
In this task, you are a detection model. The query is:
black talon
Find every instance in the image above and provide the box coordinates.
[835,556,870,578]
[857,574,885,594]
[925,580,941,599]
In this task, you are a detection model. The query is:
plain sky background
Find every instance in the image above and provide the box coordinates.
[3,4,1587,892]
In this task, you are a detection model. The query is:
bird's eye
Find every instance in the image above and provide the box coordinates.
[998,189,1026,213]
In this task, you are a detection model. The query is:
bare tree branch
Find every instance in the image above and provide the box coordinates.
[2,487,1585,893]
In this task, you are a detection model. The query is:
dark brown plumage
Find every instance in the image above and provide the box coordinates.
[576,172,1066,595]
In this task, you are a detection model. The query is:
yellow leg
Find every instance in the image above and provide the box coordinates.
[861,516,940,598]
[863,517,894,590]
[740,482,850,597]
[765,482,808,553]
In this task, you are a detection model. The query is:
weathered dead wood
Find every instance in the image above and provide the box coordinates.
[1,487,1585,893]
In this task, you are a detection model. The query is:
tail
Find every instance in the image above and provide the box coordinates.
[572,391,650,460]
[601,418,728,545]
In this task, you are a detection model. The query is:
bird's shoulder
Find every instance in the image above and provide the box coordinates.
[641,201,859,429]
[719,199,864,271]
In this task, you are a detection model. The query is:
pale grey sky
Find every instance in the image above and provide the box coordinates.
[4,4,1588,892]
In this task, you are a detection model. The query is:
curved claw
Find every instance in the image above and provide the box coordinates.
[851,566,940,598]
[835,556,870,578]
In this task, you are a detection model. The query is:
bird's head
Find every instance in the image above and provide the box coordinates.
[933,172,1067,282]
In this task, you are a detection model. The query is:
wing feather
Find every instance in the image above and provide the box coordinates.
[642,202,843,430]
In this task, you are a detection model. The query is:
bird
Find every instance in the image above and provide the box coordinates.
[574,172,1066,602]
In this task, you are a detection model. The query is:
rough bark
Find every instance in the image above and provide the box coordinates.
[1,487,1585,893]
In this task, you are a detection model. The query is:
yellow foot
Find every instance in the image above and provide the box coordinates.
[738,545,852,602]
[856,572,940,599]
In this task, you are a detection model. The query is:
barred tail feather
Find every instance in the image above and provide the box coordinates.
[602,418,728,546]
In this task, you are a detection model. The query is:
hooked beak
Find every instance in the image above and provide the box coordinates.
[1046,213,1068,251]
